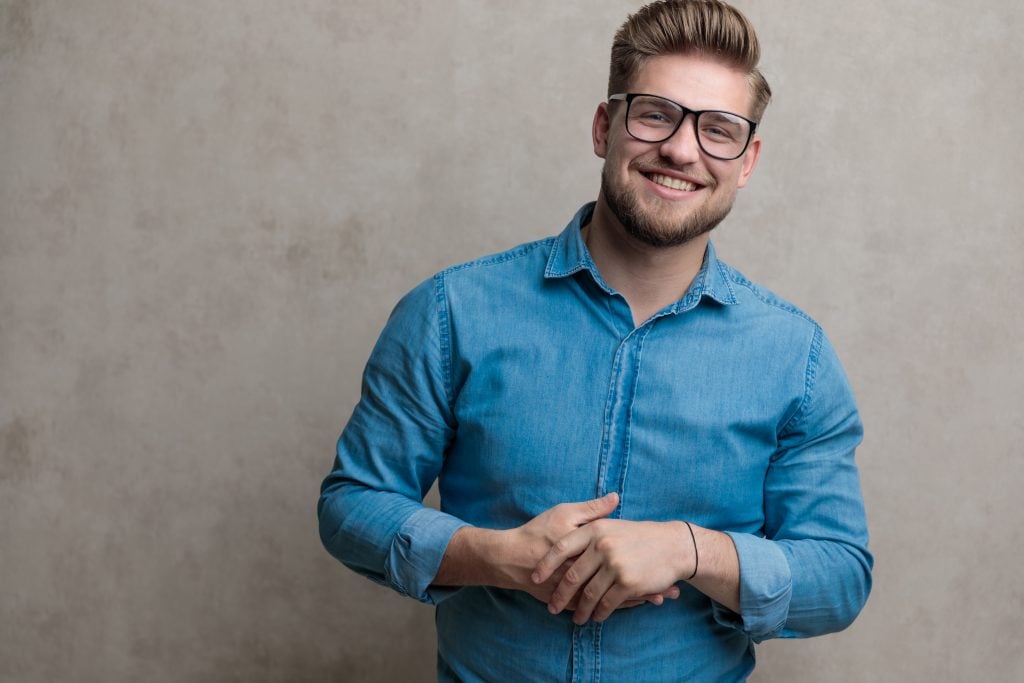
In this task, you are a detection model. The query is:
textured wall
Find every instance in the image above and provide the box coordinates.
[2,1,1021,681]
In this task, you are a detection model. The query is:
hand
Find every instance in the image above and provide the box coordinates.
[501,493,679,610]
[532,518,695,625]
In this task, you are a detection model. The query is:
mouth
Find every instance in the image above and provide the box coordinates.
[639,170,707,194]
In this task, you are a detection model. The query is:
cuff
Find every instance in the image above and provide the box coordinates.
[711,532,792,642]
[385,506,468,605]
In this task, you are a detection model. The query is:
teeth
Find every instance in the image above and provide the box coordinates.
[650,174,697,192]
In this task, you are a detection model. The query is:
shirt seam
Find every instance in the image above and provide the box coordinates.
[726,270,818,326]
[434,273,455,415]
[442,237,555,276]
[777,323,823,437]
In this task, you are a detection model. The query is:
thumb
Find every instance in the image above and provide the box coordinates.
[573,491,619,524]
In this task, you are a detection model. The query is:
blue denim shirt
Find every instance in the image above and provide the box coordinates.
[319,203,872,682]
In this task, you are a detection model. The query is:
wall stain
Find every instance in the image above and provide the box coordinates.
[0,416,34,484]
[281,215,368,286]
[0,0,33,62]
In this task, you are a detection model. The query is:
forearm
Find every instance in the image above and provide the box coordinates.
[686,524,740,614]
[434,526,520,589]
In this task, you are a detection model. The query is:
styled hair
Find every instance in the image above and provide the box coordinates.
[608,0,772,121]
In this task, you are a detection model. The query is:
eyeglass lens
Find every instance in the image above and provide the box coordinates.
[626,95,750,160]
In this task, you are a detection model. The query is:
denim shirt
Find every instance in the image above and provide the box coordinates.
[319,203,872,682]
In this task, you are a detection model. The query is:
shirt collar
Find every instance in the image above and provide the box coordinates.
[544,202,738,308]
[544,202,599,280]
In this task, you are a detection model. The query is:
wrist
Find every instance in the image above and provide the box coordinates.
[666,521,699,582]
[488,526,536,589]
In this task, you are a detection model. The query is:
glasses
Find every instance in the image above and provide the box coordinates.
[608,93,757,161]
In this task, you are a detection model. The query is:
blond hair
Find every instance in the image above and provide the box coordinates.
[609,0,771,121]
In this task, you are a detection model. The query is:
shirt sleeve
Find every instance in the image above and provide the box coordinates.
[712,325,873,641]
[317,276,469,604]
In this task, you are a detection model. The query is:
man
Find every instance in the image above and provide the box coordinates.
[319,1,872,680]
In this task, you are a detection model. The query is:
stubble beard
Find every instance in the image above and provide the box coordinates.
[600,163,735,248]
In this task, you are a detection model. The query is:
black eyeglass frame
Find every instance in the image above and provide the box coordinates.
[608,92,758,161]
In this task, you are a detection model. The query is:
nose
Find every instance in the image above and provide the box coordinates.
[658,114,702,165]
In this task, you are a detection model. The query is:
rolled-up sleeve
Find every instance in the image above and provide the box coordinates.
[713,326,873,641]
[318,276,468,604]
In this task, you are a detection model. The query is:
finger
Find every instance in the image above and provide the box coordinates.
[643,587,679,603]
[547,548,604,614]
[532,528,592,584]
[591,583,632,623]
[571,567,617,625]
[569,491,619,525]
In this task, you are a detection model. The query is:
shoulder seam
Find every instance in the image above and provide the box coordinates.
[440,237,556,275]
[725,269,817,326]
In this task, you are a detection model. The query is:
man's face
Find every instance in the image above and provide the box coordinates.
[593,53,762,248]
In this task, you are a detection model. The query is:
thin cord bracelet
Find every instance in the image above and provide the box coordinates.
[683,521,699,581]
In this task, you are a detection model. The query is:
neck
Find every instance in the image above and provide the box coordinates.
[584,198,709,327]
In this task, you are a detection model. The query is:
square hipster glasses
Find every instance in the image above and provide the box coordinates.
[608,93,757,161]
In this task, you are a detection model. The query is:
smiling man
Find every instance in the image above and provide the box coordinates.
[318,2,871,681]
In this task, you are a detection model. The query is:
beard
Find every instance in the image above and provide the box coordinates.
[600,162,735,248]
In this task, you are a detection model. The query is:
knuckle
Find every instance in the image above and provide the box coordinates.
[582,584,600,600]
[564,568,579,585]
[608,558,627,575]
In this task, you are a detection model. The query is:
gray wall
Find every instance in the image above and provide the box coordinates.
[2,1,1021,681]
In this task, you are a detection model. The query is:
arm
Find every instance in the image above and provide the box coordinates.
[318,278,466,604]
[716,328,872,641]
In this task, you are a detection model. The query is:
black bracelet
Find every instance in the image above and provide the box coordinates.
[683,521,699,581]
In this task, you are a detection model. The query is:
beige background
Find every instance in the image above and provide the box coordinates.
[2,1,1022,681]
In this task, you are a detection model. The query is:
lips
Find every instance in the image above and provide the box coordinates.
[646,173,699,192]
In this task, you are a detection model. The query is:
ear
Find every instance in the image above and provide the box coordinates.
[736,136,761,188]
[592,102,611,159]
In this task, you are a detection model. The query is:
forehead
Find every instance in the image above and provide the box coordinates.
[628,53,753,116]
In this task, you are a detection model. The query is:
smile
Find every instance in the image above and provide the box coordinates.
[646,173,700,192]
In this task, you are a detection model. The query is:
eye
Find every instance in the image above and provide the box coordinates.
[699,114,745,142]
[639,111,672,124]
[701,125,736,141]
[628,97,680,128]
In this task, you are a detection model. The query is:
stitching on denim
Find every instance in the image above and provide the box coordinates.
[441,237,555,276]
[434,273,454,415]
[714,257,739,303]
[778,324,823,436]
[596,341,626,496]
[725,267,817,326]
[572,625,582,683]
[617,325,651,518]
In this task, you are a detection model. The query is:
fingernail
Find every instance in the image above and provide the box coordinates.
[531,572,541,583]
[548,603,558,614]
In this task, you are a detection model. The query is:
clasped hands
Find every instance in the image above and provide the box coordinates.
[509,491,697,625]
